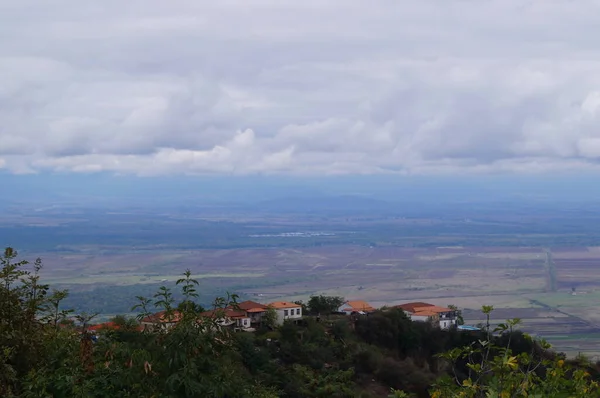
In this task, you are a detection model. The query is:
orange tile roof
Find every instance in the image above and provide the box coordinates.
[411,310,439,317]
[394,302,435,313]
[232,300,268,311]
[414,305,452,314]
[268,301,301,309]
[246,307,267,313]
[201,309,248,319]
[343,300,376,312]
[140,310,182,324]
[88,321,120,331]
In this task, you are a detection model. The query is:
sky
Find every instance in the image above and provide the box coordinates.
[2,0,600,178]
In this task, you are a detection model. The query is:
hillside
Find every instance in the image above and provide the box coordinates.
[2,247,600,397]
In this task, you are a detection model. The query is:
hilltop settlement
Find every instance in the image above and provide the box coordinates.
[88,298,462,333]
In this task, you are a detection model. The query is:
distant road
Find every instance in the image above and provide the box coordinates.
[544,249,558,292]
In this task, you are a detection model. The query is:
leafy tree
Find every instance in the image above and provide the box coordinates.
[109,314,139,331]
[307,295,345,315]
[282,364,357,397]
[262,306,278,329]
[388,389,414,397]
[176,269,204,316]
[0,248,51,396]
[293,299,310,315]
[431,307,600,397]
[45,289,73,329]
[447,304,464,325]
[5,247,600,398]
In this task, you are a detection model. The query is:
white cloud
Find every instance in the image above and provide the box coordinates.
[3,0,600,175]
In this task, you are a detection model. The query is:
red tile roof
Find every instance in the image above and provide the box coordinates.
[395,303,453,315]
[231,300,268,311]
[88,321,120,331]
[342,300,376,312]
[414,305,452,314]
[268,301,301,309]
[394,302,435,313]
[246,307,267,313]
[140,310,182,324]
[411,310,439,317]
[201,308,248,319]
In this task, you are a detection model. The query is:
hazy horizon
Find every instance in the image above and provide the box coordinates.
[2,172,600,207]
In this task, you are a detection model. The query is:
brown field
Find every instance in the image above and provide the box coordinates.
[33,245,600,358]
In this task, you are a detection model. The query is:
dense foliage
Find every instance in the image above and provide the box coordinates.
[2,247,600,397]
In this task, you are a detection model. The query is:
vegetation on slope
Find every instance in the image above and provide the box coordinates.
[1,247,600,397]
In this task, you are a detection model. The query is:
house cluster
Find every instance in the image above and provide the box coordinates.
[90,299,459,333]
[392,302,458,330]
[139,300,303,332]
[337,300,458,330]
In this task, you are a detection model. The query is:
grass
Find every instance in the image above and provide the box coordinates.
[547,333,600,341]
[526,291,600,308]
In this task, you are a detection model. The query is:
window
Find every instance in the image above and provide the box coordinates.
[296,308,301,315]
[284,310,288,316]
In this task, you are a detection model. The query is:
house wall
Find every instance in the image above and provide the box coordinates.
[408,310,457,329]
[237,317,251,329]
[275,307,302,325]
[141,321,177,332]
[215,316,252,329]
[439,319,455,329]
[337,304,350,315]
[337,302,372,315]
[249,312,264,324]
[438,311,457,330]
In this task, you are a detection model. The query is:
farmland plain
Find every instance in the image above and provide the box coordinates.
[15,244,600,358]
[3,197,600,357]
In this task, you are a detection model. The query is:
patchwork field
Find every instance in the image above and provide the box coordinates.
[29,244,600,358]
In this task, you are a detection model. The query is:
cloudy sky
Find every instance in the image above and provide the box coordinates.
[2,0,600,176]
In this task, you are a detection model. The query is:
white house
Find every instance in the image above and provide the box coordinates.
[394,302,457,330]
[337,300,376,315]
[229,300,269,326]
[268,301,303,325]
[200,308,252,330]
[139,307,254,332]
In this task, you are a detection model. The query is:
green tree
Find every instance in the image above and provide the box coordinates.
[263,306,278,329]
[431,307,600,397]
[0,248,52,396]
[307,295,345,315]
[176,268,204,316]
[22,269,275,398]
[447,304,464,325]
[109,314,140,331]
[6,246,600,398]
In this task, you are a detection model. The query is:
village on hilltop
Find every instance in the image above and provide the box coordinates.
[89,298,470,334]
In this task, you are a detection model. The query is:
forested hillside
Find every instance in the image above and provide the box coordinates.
[2,247,600,397]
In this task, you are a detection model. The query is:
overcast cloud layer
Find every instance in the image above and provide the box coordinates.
[2,0,600,175]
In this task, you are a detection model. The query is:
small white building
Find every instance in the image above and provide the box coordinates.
[337,300,376,315]
[268,301,303,325]
[230,300,269,326]
[200,308,253,331]
[394,302,458,330]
